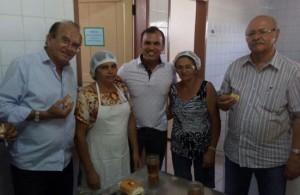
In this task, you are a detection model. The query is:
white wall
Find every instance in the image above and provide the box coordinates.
[206,0,269,91]
[169,0,196,62]
[149,0,169,61]
[269,0,300,63]
[0,0,76,85]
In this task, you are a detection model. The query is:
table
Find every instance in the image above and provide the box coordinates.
[101,166,225,195]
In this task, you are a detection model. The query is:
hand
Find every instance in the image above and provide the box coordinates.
[3,123,18,141]
[114,75,124,83]
[202,149,215,168]
[46,99,74,119]
[132,152,142,171]
[87,170,101,190]
[217,94,237,111]
[285,154,300,180]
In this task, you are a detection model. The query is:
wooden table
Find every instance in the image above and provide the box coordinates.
[101,166,225,195]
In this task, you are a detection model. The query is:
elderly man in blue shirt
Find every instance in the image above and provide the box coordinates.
[0,20,82,195]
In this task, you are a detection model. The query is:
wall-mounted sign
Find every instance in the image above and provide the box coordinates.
[84,27,105,46]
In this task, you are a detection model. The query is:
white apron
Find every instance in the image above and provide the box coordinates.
[82,83,131,194]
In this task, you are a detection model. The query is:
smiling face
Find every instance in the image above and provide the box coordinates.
[95,62,118,84]
[175,56,197,81]
[141,31,165,64]
[45,23,82,68]
[245,16,279,55]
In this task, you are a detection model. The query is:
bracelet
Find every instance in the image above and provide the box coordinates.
[208,146,216,152]
[291,148,300,156]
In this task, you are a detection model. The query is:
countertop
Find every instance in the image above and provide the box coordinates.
[101,166,225,195]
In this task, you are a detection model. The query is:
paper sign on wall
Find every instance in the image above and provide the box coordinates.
[84,27,105,46]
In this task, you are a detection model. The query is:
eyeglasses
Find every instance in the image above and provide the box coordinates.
[246,28,276,38]
[57,36,81,53]
[175,64,195,72]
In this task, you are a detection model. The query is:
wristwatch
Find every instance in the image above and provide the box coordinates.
[291,148,300,156]
[34,111,40,122]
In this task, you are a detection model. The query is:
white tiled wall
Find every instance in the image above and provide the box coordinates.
[206,0,269,90]
[0,0,75,84]
[149,0,169,60]
[270,0,300,63]
[169,0,196,61]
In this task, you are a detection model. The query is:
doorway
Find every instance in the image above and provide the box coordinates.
[74,0,134,86]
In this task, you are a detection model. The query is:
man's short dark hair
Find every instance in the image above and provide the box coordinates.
[48,21,80,38]
[141,26,165,46]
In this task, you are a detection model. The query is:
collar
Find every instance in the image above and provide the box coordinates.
[40,48,71,68]
[242,50,280,71]
[137,54,165,68]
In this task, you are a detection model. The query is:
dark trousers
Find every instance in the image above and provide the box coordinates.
[172,152,215,188]
[11,160,73,195]
[137,127,167,169]
[225,156,286,195]
[0,142,14,195]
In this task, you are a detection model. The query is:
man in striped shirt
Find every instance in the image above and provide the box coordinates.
[218,15,300,195]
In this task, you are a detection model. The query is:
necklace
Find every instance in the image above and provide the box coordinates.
[100,91,120,105]
[96,82,121,105]
[110,91,119,102]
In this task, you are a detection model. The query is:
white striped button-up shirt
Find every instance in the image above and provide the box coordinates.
[220,51,300,168]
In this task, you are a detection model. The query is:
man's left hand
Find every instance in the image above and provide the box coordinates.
[285,154,300,180]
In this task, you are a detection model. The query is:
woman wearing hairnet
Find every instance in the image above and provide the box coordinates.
[168,51,221,188]
[74,50,141,194]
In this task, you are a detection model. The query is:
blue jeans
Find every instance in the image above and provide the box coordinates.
[11,160,73,195]
[138,127,167,168]
[172,152,215,188]
[225,156,286,195]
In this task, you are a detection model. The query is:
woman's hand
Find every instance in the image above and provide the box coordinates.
[132,151,142,171]
[87,170,101,190]
[202,149,216,168]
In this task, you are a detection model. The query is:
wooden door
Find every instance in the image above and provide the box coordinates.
[77,0,133,86]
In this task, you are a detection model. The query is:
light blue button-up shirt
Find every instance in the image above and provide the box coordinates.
[0,49,77,171]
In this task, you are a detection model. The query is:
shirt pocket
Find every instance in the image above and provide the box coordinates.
[258,87,287,115]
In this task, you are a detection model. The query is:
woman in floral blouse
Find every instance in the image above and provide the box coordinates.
[74,50,141,194]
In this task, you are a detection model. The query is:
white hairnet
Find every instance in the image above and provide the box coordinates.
[173,50,201,71]
[90,50,117,79]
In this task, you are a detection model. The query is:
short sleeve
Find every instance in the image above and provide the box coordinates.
[75,85,98,127]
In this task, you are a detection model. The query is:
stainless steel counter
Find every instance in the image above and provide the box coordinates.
[101,166,225,195]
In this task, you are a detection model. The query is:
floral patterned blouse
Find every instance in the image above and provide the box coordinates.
[75,81,130,129]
